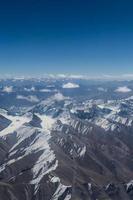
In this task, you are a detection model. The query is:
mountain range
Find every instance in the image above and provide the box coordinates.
[0,78,133,199]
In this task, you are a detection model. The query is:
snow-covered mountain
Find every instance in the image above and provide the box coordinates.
[0,79,133,199]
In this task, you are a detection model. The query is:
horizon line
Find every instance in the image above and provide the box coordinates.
[1,73,133,81]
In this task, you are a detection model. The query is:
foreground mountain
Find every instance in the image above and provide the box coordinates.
[0,79,133,199]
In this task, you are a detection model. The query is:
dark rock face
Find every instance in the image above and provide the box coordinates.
[28,114,42,128]
[50,119,133,200]
[125,181,133,197]
[105,183,119,196]
[0,114,11,131]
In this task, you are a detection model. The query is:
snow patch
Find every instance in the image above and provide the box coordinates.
[126,180,133,192]
[36,114,55,131]
[0,113,32,136]
[80,146,86,157]
[51,176,71,200]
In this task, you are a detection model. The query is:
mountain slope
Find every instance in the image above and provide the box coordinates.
[0,94,133,199]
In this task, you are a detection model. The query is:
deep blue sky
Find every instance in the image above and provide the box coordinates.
[0,0,133,76]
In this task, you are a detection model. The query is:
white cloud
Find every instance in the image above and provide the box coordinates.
[2,73,133,81]
[46,73,133,80]
[69,75,84,79]
[2,86,13,93]
[97,87,107,92]
[24,87,36,92]
[44,74,86,79]
[62,82,79,89]
[39,89,51,92]
[122,74,133,78]
[115,86,132,93]
[16,95,39,103]
[54,93,65,101]
[57,74,84,79]
[102,74,133,81]
[57,74,67,78]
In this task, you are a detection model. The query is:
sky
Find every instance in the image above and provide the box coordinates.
[0,0,133,77]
